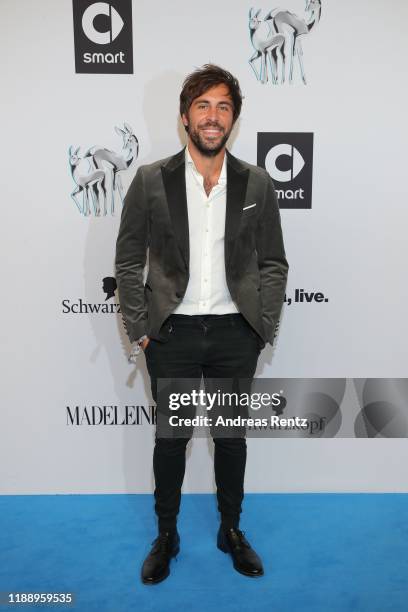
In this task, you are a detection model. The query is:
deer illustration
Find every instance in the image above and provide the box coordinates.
[84,123,139,215]
[265,0,322,85]
[248,8,286,84]
[69,145,106,216]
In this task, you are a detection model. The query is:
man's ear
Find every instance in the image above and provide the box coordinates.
[181,113,188,128]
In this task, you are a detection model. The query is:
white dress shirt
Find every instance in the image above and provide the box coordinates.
[172,146,239,315]
[129,146,239,360]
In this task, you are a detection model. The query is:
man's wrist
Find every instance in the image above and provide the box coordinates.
[128,335,148,363]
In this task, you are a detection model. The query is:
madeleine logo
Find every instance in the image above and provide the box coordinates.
[66,404,156,426]
[72,0,133,73]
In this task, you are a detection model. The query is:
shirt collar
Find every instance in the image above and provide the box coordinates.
[185,145,227,184]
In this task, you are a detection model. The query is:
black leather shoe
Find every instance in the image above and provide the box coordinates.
[217,526,264,577]
[141,530,180,585]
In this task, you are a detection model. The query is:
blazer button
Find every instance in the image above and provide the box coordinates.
[176,291,182,298]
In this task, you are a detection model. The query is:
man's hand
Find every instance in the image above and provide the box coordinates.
[141,337,150,351]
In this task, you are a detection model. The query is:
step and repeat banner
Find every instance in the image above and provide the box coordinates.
[2,0,408,493]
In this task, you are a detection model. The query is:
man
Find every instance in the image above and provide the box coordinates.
[115,64,288,584]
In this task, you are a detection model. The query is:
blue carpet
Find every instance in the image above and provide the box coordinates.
[1,494,407,611]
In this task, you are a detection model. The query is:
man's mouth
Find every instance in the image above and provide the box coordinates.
[201,127,223,137]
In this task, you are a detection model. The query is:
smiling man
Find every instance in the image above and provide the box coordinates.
[115,64,289,584]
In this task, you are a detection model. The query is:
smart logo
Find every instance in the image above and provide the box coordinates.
[257,133,314,209]
[72,0,133,74]
[82,2,124,44]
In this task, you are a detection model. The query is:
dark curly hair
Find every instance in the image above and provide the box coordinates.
[179,64,243,131]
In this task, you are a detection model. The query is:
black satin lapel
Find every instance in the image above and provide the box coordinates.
[161,162,189,270]
[225,162,249,248]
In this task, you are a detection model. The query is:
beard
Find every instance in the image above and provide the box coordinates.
[187,121,232,157]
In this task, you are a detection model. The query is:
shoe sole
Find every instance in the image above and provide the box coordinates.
[141,545,180,585]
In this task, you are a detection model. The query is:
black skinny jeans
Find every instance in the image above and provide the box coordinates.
[144,313,263,532]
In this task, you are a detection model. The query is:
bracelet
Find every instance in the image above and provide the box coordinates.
[128,335,148,363]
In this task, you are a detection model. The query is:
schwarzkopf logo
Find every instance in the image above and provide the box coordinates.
[62,277,121,314]
[72,0,133,74]
[257,132,314,209]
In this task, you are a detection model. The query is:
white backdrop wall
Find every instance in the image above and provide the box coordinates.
[1,0,408,494]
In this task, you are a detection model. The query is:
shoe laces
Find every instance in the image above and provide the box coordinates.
[229,528,250,548]
[151,532,173,555]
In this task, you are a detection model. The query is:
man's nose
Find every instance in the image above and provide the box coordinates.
[206,106,219,122]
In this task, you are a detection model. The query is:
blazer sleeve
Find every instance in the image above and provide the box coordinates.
[256,172,289,345]
[115,166,149,343]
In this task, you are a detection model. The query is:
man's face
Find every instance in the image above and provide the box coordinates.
[182,83,235,157]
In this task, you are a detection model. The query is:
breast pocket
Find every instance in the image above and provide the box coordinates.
[241,207,258,229]
[239,207,258,235]
[241,204,258,218]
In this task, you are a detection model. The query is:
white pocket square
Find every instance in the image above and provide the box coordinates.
[242,203,256,210]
